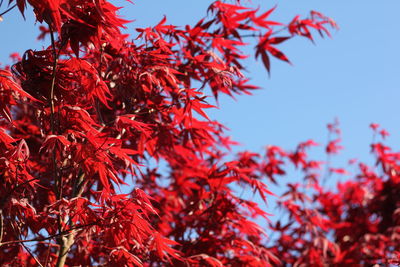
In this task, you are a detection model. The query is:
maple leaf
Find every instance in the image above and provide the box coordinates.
[151,232,182,263]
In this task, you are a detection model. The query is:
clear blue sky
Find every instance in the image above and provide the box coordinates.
[127,1,400,170]
[1,0,399,213]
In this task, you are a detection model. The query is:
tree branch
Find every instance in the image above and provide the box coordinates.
[56,171,87,267]
[48,25,70,267]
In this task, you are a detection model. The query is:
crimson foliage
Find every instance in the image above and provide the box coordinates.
[0,0,397,266]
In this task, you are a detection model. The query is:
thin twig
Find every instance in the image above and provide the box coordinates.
[44,242,52,267]
[49,26,58,135]
[8,217,43,266]
[0,197,135,248]
[21,242,44,267]
[0,222,93,247]
[0,3,16,17]
[0,210,3,245]
[48,26,62,203]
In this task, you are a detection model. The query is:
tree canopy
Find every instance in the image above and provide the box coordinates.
[0,0,398,266]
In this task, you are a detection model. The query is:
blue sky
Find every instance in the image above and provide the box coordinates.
[126,1,400,163]
[1,0,399,216]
